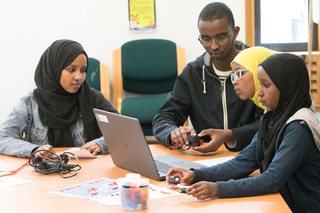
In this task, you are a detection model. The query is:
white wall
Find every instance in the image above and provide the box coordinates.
[0,0,245,123]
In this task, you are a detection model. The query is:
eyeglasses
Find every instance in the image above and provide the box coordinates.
[230,69,249,83]
[198,29,233,46]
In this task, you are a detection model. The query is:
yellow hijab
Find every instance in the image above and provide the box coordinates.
[231,46,279,109]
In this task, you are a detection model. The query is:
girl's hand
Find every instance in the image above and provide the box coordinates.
[33,145,54,158]
[187,181,219,200]
[166,168,195,184]
[81,141,101,155]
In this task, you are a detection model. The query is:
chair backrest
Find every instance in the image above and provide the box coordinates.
[86,57,110,100]
[112,39,186,136]
[121,39,178,94]
[113,39,186,111]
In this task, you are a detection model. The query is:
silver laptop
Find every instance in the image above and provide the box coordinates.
[93,108,205,181]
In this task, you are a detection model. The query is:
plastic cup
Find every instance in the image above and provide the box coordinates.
[117,173,149,211]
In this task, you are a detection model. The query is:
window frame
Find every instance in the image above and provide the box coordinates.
[245,0,320,51]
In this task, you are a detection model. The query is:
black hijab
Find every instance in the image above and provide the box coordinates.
[33,39,109,147]
[259,53,312,171]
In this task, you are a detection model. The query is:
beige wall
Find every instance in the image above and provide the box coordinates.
[0,0,246,123]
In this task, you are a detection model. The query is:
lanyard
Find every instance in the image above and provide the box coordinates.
[0,161,29,177]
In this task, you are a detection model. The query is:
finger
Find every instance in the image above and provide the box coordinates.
[170,131,179,143]
[187,183,199,193]
[193,145,211,153]
[91,147,101,155]
[193,189,206,199]
[175,130,185,146]
[187,186,194,194]
[167,170,177,181]
[87,147,95,153]
[47,145,54,152]
[168,168,184,179]
[167,168,179,176]
[195,139,221,152]
[190,129,197,136]
[45,151,54,158]
[81,144,90,150]
[166,169,174,180]
[187,187,197,197]
[167,168,174,176]
[197,194,207,200]
[198,129,212,137]
[38,151,49,158]
[188,183,205,198]
[95,146,102,155]
[33,152,42,158]
[41,146,53,153]
[179,128,189,144]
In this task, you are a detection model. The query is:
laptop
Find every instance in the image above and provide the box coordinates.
[93,108,205,181]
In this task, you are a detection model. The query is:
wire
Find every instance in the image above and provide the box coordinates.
[28,150,81,178]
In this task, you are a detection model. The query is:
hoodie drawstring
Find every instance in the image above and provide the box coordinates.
[202,65,206,94]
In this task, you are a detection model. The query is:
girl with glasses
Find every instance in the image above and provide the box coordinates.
[167,53,320,212]
[230,46,278,109]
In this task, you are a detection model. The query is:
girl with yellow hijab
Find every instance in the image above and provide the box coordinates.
[230,46,278,109]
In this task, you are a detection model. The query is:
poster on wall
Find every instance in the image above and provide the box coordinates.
[128,0,156,30]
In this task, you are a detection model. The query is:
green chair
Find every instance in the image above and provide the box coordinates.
[113,39,186,136]
[86,57,110,101]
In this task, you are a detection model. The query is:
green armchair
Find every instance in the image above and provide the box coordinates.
[86,57,110,101]
[113,39,186,136]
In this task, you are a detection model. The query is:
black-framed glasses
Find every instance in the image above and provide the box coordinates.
[198,29,233,46]
[230,69,249,83]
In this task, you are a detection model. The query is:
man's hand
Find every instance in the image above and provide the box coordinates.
[81,141,102,155]
[170,126,196,148]
[194,129,234,153]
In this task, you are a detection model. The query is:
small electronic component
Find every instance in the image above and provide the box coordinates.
[187,135,203,147]
[176,184,190,193]
[168,175,181,185]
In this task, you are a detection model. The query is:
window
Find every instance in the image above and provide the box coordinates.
[246,0,318,51]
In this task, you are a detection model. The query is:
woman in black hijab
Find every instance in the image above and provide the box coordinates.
[0,39,118,158]
[166,53,320,213]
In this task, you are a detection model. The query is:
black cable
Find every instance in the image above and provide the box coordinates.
[29,150,81,178]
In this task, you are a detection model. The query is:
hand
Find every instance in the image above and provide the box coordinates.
[33,145,54,158]
[194,129,234,153]
[187,181,219,200]
[170,126,196,148]
[81,141,101,155]
[166,168,195,184]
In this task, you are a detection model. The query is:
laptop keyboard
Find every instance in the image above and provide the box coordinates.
[154,159,173,175]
